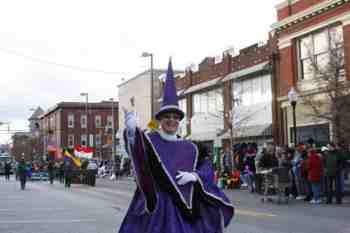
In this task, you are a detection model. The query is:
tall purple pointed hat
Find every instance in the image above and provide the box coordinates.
[155,58,184,120]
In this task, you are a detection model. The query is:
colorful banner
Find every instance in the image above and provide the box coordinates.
[63,148,81,167]
[74,145,93,160]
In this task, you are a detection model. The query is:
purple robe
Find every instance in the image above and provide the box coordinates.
[118,129,234,233]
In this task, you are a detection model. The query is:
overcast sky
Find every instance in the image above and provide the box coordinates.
[0,0,282,144]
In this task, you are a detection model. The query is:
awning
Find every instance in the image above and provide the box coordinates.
[219,123,272,140]
[177,89,186,97]
[222,61,269,82]
[187,131,218,141]
[183,77,222,95]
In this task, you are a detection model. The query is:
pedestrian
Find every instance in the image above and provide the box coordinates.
[258,143,278,170]
[293,144,308,200]
[118,60,234,233]
[324,143,346,204]
[222,147,233,174]
[47,160,55,184]
[336,143,350,194]
[114,155,121,180]
[87,160,98,186]
[58,162,65,183]
[307,150,323,204]
[17,157,27,190]
[285,148,298,198]
[4,161,11,181]
[64,161,73,188]
[243,144,257,192]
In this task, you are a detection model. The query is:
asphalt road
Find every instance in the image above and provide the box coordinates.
[0,176,349,233]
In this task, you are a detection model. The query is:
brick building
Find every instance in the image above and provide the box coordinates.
[40,101,118,160]
[175,41,277,152]
[272,0,350,145]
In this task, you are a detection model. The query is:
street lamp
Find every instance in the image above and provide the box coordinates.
[80,92,89,146]
[109,98,116,174]
[288,87,298,146]
[141,52,154,119]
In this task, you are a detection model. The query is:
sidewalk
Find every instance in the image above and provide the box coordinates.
[95,176,349,207]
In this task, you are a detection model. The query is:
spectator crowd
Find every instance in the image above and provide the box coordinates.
[216,141,350,205]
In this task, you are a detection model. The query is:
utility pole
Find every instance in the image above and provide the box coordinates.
[80,93,89,146]
[141,52,154,119]
[110,98,116,175]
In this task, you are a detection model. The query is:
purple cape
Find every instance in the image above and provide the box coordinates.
[119,129,234,233]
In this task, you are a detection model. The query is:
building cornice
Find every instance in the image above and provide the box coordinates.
[277,81,350,103]
[277,11,350,49]
[272,0,349,33]
[222,61,270,82]
[275,0,300,11]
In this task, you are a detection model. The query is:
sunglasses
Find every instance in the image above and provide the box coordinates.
[161,113,181,120]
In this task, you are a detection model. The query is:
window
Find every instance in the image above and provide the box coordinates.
[192,88,223,115]
[298,25,344,80]
[232,75,272,107]
[290,123,329,146]
[95,134,102,145]
[81,115,87,128]
[68,114,74,128]
[193,94,201,114]
[107,115,113,128]
[178,99,187,116]
[81,134,87,146]
[89,134,94,147]
[95,115,101,128]
[68,134,74,147]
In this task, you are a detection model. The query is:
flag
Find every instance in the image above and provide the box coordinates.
[74,145,82,157]
[74,145,93,160]
[63,149,81,167]
[82,147,93,160]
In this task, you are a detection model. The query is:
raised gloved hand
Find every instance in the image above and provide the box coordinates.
[123,107,137,132]
[176,171,197,186]
[123,107,137,145]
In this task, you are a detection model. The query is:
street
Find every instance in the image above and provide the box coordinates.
[0,176,349,233]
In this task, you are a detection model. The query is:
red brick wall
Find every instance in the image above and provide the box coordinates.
[277,4,350,97]
[57,107,118,148]
[277,0,328,21]
[278,4,350,38]
[278,45,297,97]
[343,23,350,81]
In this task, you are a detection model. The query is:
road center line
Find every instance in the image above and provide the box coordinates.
[0,219,97,224]
[236,209,276,218]
[0,208,67,212]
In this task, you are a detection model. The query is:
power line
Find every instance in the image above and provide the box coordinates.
[0,47,132,76]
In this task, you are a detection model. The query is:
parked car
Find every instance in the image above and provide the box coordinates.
[31,171,49,181]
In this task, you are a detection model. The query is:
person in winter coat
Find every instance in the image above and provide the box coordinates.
[323,143,346,204]
[4,162,12,181]
[47,161,55,184]
[307,150,323,204]
[64,161,73,188]
[258,144,278,170]
[293,144,309,200]
[17,157,27,190]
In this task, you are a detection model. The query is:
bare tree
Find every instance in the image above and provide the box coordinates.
[302,29,350,144]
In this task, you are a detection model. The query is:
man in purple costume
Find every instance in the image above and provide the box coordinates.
[118,59,234,233]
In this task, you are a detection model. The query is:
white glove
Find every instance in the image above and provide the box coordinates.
[176,171,197,186]
[123,108,137,145]
[124,108,137,132]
